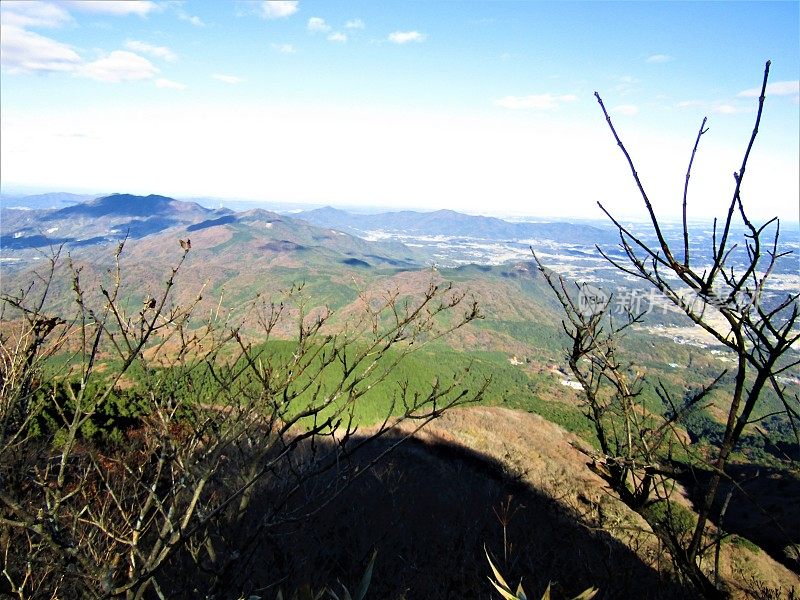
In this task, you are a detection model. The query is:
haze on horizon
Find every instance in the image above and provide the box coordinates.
[1,0,798,222]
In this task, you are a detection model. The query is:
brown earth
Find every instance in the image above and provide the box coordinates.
[177,405,797,599]
[388,406,799,598]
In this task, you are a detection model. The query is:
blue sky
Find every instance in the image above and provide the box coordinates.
[1,1,798,220]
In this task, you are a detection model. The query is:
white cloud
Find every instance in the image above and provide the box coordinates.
[713,104,745,115]
[613,75,640,96]
[271,43,296,54]
[181,13,204,26]
[79,50,158,82]
[327,32,347,43]
[66,1,158,16]
[345,18,364,29]
[213,73,244,84]
[161,1,204,25]
[0,2,72,29]
[0,24,81,73]
[388,30,426,44]
[612,104,639,116]
[307,17,330,32]
[155,78,186,90]
[674,81,799,116]
[494,93,578,110]
[260,1,298,19]
[646,54,673,63]
[174,7,204,26]
[677,99,754,114]
[738,80,799,98]
[125,40,177,62]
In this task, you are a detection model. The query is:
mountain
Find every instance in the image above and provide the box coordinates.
[47,193,208,219]
[178,207,422,268]
[1,195,416,264]
[1,193,226,253]
[294,206,619,245]
[0,193,567,357]
[0,192,98,210]
[0,194,427,313]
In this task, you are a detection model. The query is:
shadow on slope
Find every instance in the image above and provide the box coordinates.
[676,462,800,574]
[165,432,692,599]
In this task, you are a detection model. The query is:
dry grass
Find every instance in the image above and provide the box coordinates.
[391,406,799,598]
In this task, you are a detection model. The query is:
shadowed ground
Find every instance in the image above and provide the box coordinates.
[163,414,694,598]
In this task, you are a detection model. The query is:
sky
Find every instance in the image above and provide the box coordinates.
[1,0,798,222]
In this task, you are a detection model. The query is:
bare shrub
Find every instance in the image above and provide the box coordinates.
[0,240,486,599]
[535,61,799,598]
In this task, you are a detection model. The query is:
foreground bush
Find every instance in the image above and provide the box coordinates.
[0,242,485,598]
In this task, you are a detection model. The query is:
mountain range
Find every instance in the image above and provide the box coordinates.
[295,206,619,245]
[0,191,95,210]
[0,192,578,354]
[1,192,623,268]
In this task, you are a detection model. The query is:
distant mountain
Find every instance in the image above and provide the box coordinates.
[1,194,424,287]
[185,197,326,214]
[294,206,618,245]
[174,207,422,269]
[1,193,225,252]
[0,192,98,210]
[47,193,204,219]
[1,194,435,329]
